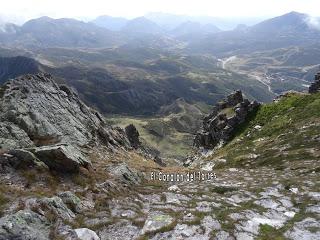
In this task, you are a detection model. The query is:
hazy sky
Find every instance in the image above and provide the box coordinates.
[0,0,319,24]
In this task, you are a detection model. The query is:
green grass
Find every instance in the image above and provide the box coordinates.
[257,224,285,240]
[210,92,320,167]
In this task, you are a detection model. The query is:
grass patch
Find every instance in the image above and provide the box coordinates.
[257,224,285,240]
[0,190,9,216]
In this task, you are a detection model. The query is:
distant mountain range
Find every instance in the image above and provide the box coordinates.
[0,11,317,52]
[0,11,319,115]
[188,12,320,56]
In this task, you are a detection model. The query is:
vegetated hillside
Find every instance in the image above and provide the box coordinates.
[47,59,274,115]
[106,99,209,160]
[0,52,275,116]
[202,92,320,169]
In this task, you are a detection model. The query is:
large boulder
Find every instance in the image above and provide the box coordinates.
[24,196,75,221]
[194,90,260,149]
[7,149,48,169]
[30,144,90,172]
[108,163,142,184]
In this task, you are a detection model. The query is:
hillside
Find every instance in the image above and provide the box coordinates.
[195,91,320,168]
[0,53,275,116]
[220,46,320,94]
[0,74,319,240]
[106,99,209,161]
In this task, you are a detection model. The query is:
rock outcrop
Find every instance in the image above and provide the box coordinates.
[0,73,131,172]
[31,144,91,173]
[125,124,141,149]
[194,90,259,149]
[308,72,320,94]
[0,210,50,240]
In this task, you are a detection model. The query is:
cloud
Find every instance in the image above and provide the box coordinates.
[305,15,320,30]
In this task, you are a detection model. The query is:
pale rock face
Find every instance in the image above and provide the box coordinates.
[141,212,174,234]
[75,228,100,240]
[168,185,181,192]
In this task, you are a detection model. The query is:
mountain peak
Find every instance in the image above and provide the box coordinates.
[250,11,310,33]
[122,16,163,34]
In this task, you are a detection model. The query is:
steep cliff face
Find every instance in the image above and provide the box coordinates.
[0,73,132,172]
[194,90,259,149]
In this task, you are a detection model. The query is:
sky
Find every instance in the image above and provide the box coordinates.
[0,0,319,24]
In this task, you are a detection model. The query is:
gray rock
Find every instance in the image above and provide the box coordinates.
[75,228,100,240]
[38,196,75,221]
[0,210,50,240]
[7,149,47,169]
[32,144,91,172]
[214,231,233,240]
[0,73,130,151]
[151,224,204,240]
[194,90,260,149]
[201,216,221,232]
[58,191,94,213]
[0,122,33,149]
[108,163,142,184]
[98,220,139,240]
[51,220,79,240]
[285,218,320,240]
[141,211,174,234]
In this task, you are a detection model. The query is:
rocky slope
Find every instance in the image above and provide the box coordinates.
[194,90,259,149]
[0,73,161,239]
[0,73,134,172]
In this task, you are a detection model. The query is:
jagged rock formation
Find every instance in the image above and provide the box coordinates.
[194,90,259,148]
[0,73,131,172]
[308,72,320,93]
[125,124,141,149]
